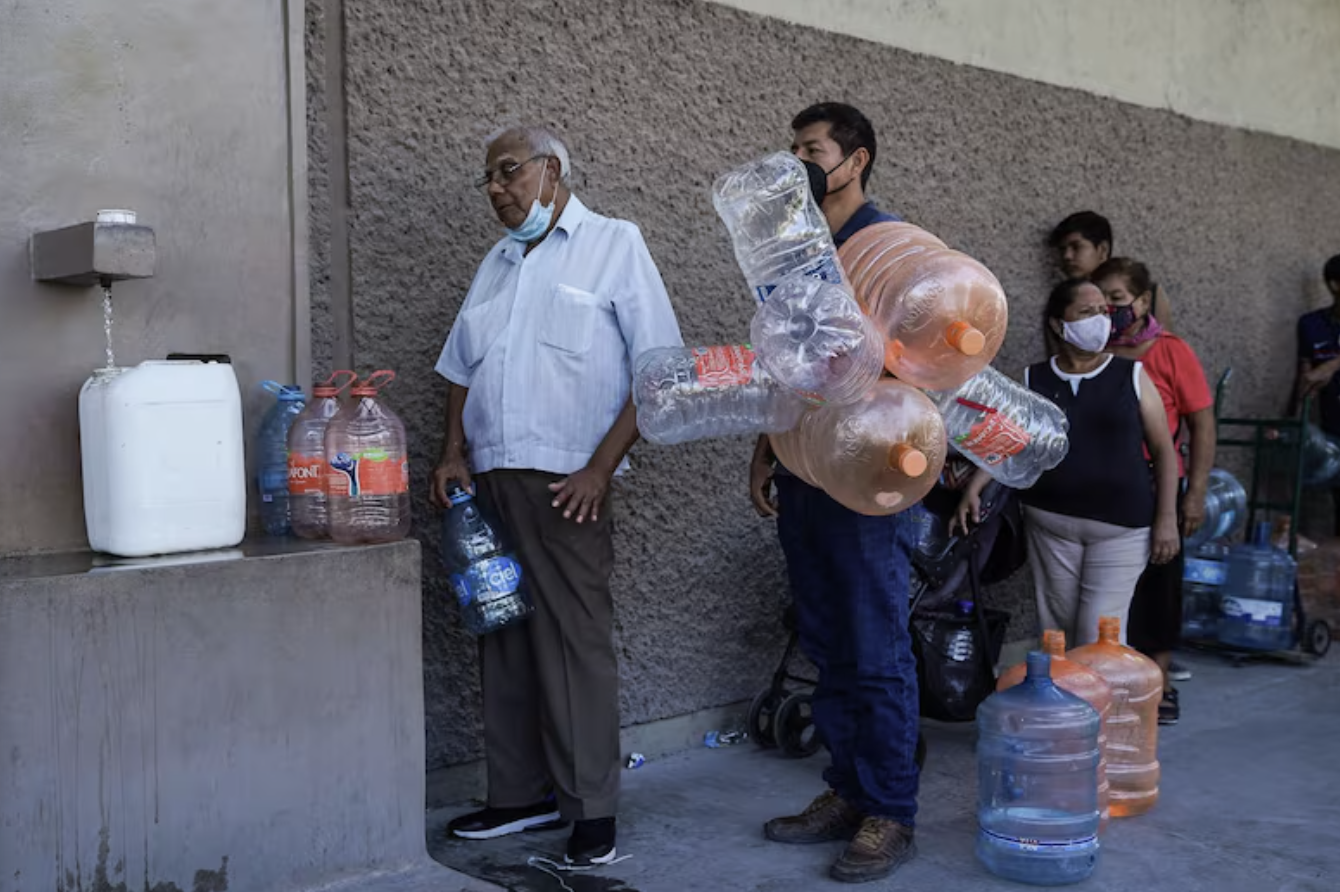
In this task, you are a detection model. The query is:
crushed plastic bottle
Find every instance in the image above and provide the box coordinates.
[634,344,806,446]
[325,370,411,545]
[925,366,1070,489]
[749,272,884,406]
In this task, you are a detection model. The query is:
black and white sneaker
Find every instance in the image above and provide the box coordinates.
[448,801,565,840]
[1158,687,1180,726]
[565,817,617,866]
[1169,661,1192,682]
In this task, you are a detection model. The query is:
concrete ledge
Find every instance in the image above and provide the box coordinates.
[0,540,471,892]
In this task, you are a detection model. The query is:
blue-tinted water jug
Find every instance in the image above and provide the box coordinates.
[977,651,1101,886]
[440,487,533,635]
[1182,541,1229,640]
[1218,522,1296,652]
[256,381,306,535]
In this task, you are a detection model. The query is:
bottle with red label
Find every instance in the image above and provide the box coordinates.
[325,370,411,545]
[925,365,1071,489]
[633,344,806,446]
[288,370,356,539]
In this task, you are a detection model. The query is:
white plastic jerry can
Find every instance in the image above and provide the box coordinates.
[79,359,247,557]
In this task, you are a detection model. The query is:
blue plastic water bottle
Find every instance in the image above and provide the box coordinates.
[256,381,306,535]
[1218,521,1296,651]
[976,651,1101,886]
[440,487,533,635]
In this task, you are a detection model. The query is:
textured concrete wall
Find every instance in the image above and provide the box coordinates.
[0,541,471,891]
[0,0,309,555]
[307,0,1340,769]
[712,0,1340,151]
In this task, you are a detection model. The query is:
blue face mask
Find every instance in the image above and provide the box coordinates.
[505,163,555,243]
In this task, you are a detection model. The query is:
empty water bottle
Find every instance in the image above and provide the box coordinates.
[712,152,844,302]
[441,487,533,634]
[633,344,806,446]
[976,651,1101,886]
[1067,617,1162,818]
[749,273,884,406]
[1218,521,1297,652]
[1182,541,1229,640]
[925,366,1071,489]
[325,371,411,545]
[288,370,356,539]
[256,381,306,535]
[1183,468,1247,551]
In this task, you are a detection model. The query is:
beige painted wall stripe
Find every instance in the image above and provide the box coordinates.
[710,0,1340,150]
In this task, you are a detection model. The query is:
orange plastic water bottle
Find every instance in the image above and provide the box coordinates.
[1066,617,1162,818]
[998,630,1114,830]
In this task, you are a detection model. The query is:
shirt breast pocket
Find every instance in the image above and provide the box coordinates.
[540,284,599,355]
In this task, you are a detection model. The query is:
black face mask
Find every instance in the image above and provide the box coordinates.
[802,153,855,207]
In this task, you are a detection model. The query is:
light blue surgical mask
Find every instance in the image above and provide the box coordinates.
[505,163,555,243]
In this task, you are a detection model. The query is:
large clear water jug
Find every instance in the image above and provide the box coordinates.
[976,651,1101,886]
[1218,521,1297,652]
[1183,468,1246,551]
[288,371,356,540]
[79,359,246,557]
[325,371,411,545]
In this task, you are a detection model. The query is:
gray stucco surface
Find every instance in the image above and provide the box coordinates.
[306,0,1340,769]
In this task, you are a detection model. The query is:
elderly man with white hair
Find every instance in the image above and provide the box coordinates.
[431,125,682,865]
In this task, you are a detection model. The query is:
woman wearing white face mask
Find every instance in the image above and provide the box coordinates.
[953,279,1180,647]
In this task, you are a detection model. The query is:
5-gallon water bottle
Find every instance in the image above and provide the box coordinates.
[711,152,844,302]
[256,380,306,535]
[749,273,884,406]
[288,370,356,539]
[1182,541,1229,640]
[999,631,1113,830]
[325,371,411,545]
[441,487,534,634]
[770,379,947,515]
[1067,617,1162,818]
[839,221,946,309]
[925,366,1071,489]
[633,344,806,446]
[1184,468,1247,551]
[1218,521,1297,652]
[836,226,1008,392]
[976,651,1101,886]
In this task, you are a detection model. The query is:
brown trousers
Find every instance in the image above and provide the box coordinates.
[475,469,620,820]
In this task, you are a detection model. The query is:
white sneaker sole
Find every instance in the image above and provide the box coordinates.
[566,845,618,866]
[452,810,562,840]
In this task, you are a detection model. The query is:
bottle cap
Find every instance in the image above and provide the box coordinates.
[447,487,473,506]
[945,321,986,356]
[889,443,928,477]
[313,370,357,398]
[262,380,305,401]
[350,369,396,397]
[1041,629,1067,657]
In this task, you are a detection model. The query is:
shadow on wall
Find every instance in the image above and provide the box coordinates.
[304,0,1340,769]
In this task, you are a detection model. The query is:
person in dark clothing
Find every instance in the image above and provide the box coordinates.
[748,102,919,885]
[1295,254,1340,533]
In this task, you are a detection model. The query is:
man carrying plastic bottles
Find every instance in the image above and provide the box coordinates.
[430,125,682,866]
[748,102,921,884]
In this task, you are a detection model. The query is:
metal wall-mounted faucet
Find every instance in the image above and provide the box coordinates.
[30,209,156,287]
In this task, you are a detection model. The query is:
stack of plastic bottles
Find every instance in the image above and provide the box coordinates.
[631,150,1070,516]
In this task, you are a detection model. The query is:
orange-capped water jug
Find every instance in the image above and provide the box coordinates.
[324,371,411,545]
[1066,617,1162,818]
[999,630,1114,830]
[838,225,1007,392]
[770,379,946,515]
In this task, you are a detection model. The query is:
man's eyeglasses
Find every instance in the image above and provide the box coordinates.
[474,155,550,190]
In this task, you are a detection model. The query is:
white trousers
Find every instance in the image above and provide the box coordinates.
[1024,506,1151,647]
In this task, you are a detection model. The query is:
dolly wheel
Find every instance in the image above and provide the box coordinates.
[1304,620,1331,657]
[776,692,823,759]
[748,687,786,749]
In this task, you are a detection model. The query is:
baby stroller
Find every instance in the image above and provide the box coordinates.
[746,476,1023,762]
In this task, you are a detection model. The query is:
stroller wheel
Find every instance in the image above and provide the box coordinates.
[748,688,785,748]
[775,692,823,759]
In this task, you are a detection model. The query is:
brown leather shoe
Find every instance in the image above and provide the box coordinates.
[830,817,917,883]
[763,789,864,844]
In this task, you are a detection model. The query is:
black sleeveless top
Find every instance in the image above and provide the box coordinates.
[1021,356,1155,529]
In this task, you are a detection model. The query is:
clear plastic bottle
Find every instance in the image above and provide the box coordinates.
[749,273,884,406]
[1218,521,1297,652]
[1067,617,1162,818]
[256,380,306,535]
[440,487,534,635]
[770,379,947,515]
[998,630,1113,830]
[711,152,845,302]
[976,651,1101,886]
[288,370,356,540]
[1182,541,1229,640]
[836,223,1008,391]
[839,221,946,311]
[1184,468,1247,551]
[325,371,411,545]
[925,366,1071,489]
[633,345,806,446]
